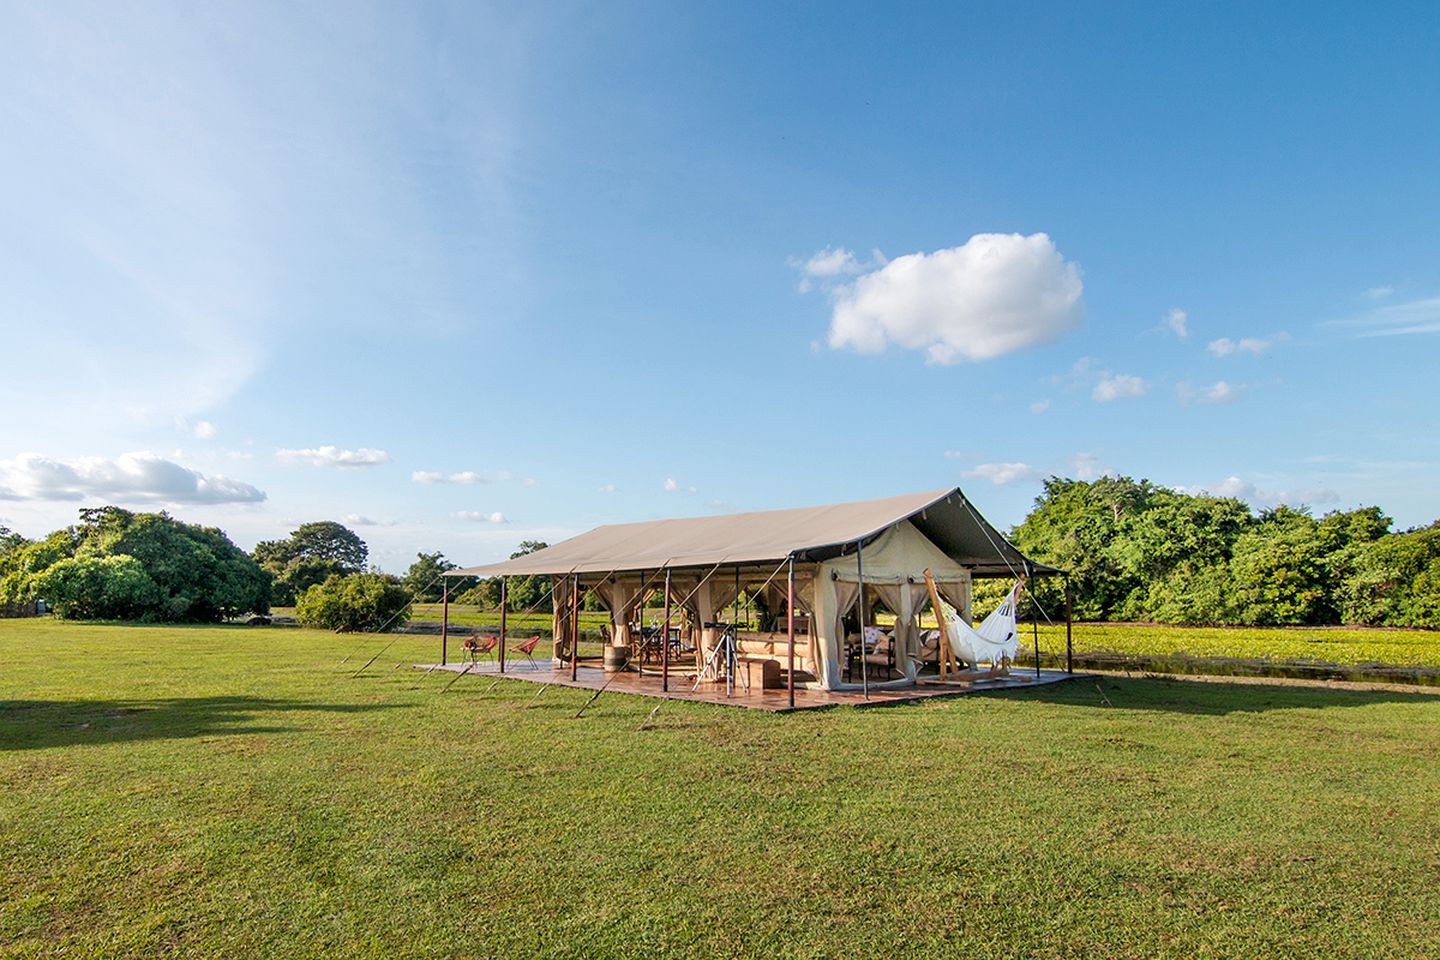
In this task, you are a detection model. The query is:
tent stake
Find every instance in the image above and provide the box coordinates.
[639,699,665,730]
[441,662,476,692]
[525,682,551,707]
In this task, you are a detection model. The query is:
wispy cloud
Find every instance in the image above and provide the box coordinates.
[1334,296,1440,338]
[0,451,265,504]
[1093,374,1148,402]
[277,446,390,468]
[1207,336,1277,357]
[1029,399,1051,414]
[1070,452,1114,481]
[412,470,511,485]
[452,510,508,524]
[1177,476,1338,508]
[663,478,698,494]
[1162,308,1189,339]
[1178,380,1248,405]
[963,462,1040,486]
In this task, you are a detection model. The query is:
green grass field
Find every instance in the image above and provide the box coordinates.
[6,618,1439,958]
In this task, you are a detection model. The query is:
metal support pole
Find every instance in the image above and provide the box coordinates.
[636,569,644,678]
[570,574,580,681]
[857,541,868,700]
[786,556,795,709]
[499,577,508,673]
[662,568,671,693]
[729,566,740,697]
[1065,578,1073,675]
[440,577,449,666]
[1028,564,1040,679]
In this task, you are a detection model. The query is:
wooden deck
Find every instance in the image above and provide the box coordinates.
[414,659,1083,712]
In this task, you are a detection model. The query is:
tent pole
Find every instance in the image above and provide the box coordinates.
[636,569,644,678]
[730,566,740,698]
[570,574,580,681]
[786,556,795,710]
[1065,577,1073,675]
[440,578,449,666]
[857,541,868,700]
[1027,564,1040,679]
[498,577,507,674]
[662,568,671,693]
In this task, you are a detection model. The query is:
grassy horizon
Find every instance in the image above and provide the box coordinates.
[4,618,1440,958]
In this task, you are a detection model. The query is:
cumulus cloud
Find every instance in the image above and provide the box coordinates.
[342,514,396,527]
[1207,336,1275,357]
[1178,380,1248,405]
[0,451,265,504]
[1029,399,1051,414]
[962,462,1040,486]
[452,510,507,523]
[663,478,698,494]
[1093,374,1148,402]
[411,469,508,485]
[1178,476,1339,508]
[598,483,617,493]
[821,233,1083,364]
[1163,308,1189,339]
[276,446,390,468]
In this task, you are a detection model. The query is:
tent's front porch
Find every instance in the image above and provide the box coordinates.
[413,659,1081,712]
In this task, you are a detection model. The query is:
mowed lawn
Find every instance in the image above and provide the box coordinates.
[3,620,1439,959]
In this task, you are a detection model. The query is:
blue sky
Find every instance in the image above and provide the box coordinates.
[2,1,1438,571]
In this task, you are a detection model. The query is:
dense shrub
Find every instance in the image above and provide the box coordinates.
[296,574,411,632]
[0,507,268,622]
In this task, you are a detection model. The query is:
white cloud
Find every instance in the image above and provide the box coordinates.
[962,462,1040,486]
[823,233,1083,364]
[174,417,218,440]
[792,246,885,292]
[1179,476,1339,508]
[1093,374,1148,402]
[1362,286,1394,301]
[0,451,265,504]
[1207,336,1274,357]
[662,477,697,494]
[1201,380,1245,404]
[1335,296,1440,338]
[1164,308,1189,339]
[1029,399,1051,414]
[598,483,617,493]
[343,514,396,527]
[276,446,390,468]
[1070,452,1114,481]
[452,510,507,524]
[411,469,507,485]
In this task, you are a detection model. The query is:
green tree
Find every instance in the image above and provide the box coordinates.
[501,541,550,613]
[402,552,457,602]
[35,555,161,620]
[296,573,411,632]
[253,521,368,605]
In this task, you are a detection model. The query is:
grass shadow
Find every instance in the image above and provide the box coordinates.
[992,673,1440,716]
[0,696,406,751]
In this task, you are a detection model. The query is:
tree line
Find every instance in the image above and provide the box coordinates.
[3,481,1436,629]
[1013,477,1440,628]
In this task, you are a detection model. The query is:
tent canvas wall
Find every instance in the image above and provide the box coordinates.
[447,487,1062,692]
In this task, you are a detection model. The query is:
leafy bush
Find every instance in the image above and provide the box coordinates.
[296,574,411,632]
[35,555,162,620]
[2,507,268,622]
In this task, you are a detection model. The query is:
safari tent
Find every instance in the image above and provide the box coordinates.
[446,488,1068,705]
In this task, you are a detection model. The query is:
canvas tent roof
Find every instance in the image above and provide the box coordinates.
[448,487,1061,579]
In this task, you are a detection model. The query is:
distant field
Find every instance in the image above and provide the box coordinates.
[3,617,1439,958]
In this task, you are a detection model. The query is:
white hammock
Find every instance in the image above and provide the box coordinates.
[933,581,1021,667]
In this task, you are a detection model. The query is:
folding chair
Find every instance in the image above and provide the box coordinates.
[514,634,543,670]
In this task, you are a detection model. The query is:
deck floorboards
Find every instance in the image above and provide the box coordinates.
[413,659,1082,711]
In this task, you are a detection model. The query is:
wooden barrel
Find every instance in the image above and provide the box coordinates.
[603,645,629,673]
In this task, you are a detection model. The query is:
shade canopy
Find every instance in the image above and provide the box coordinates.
[447,487,1060,579]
